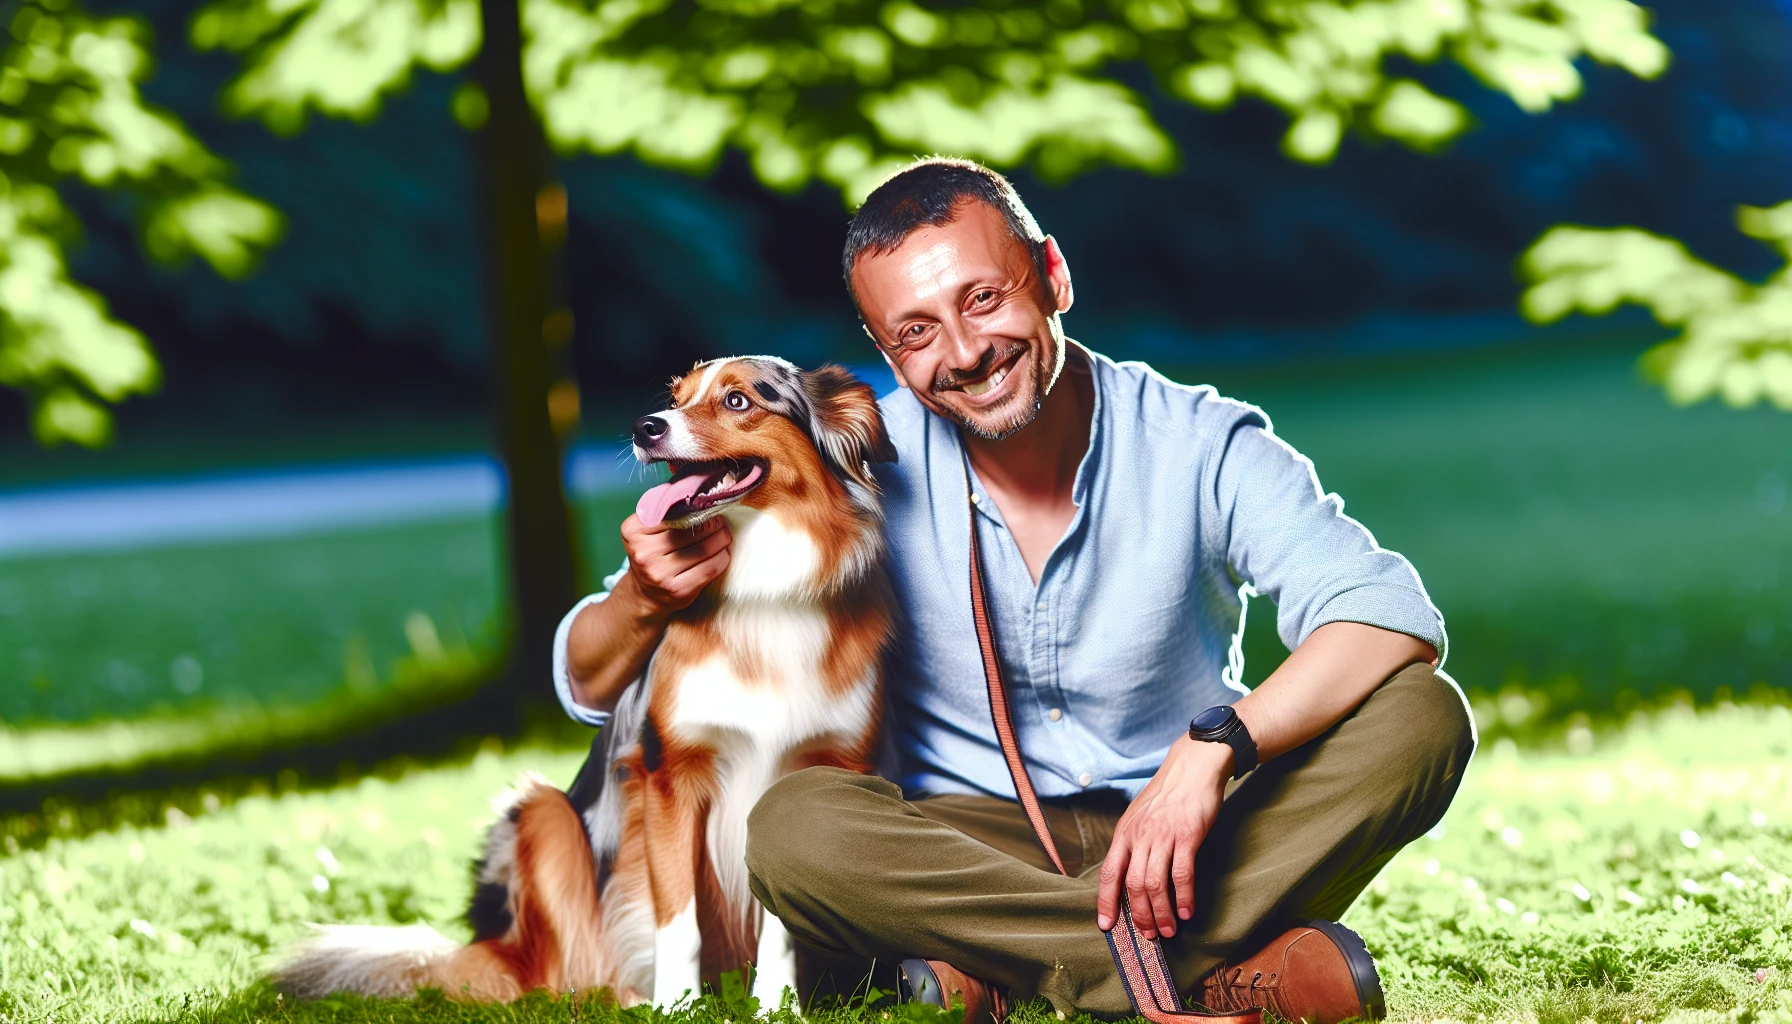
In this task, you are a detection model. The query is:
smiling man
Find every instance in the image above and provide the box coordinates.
[557,158,1474,1023]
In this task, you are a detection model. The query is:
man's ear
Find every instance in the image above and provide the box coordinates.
[801,363,898,491]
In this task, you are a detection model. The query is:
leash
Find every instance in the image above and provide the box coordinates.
[962,459,1261,1024]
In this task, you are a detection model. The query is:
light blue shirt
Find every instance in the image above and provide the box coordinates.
[555,345,1446,803]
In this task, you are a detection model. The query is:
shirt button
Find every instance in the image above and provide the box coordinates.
[1078,772,1093,788]
[1036,601,1047,611]
[1048,708,1063,722]
[970,493,981,505]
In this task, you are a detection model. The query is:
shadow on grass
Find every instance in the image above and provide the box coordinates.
[0,652,595,850]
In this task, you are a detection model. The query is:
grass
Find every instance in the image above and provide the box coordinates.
[1,704,1790,1023]
[0,495,637,730]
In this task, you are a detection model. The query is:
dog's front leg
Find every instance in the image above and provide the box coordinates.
[643,773,704,1007]
[749,902,799,1010]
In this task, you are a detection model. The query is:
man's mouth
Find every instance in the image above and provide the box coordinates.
[635,457,767,528]
[955,349,1023,400]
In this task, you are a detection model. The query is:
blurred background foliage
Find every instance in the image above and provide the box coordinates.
[1522,198,1792,411]
[0,0,280,446]
[2,0,1791,786]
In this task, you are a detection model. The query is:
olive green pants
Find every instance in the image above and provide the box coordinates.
[744,664,1475,1018]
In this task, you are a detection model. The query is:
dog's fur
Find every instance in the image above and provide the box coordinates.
[275,358,896,1005]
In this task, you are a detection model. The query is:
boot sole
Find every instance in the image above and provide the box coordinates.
[1305,920,1386,1022]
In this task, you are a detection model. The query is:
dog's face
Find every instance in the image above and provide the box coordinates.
[631,357,897,529]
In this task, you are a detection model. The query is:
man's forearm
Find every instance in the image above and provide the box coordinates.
[1231,621,1436,764]
[564,572,670,713]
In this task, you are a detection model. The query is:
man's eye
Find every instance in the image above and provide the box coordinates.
[971,289,996,305]
[724,391,751,411]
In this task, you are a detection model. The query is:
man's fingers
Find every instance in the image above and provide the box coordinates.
[1171,843,1196,922]
[1126,846,1159,938]
[1096,839,1130,931]
[1144,842,1177,937]
[665,518,731,553]
[669,547,730,594]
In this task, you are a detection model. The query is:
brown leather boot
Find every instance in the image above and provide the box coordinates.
[1198,921,1385,1024]
[899,958,1011,1024]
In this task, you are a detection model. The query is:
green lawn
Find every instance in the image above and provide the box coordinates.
[1,705,1788,1023]
[0,496,636,728]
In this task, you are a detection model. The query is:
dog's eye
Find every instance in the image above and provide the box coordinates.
[724,391,751,412]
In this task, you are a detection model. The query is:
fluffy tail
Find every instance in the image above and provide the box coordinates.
[273,778,606,1002]
[274,923,464,999]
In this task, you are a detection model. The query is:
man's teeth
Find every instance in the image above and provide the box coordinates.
[963,365,1010,397]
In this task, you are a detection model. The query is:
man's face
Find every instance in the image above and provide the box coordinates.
[851,199,1072,440]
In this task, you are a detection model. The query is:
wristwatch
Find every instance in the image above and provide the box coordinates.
[1188,705,1258,780]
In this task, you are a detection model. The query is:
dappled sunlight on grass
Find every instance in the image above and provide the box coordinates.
[2,706,1791,1022]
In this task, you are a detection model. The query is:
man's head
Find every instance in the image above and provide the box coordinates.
[844,158,1073,441]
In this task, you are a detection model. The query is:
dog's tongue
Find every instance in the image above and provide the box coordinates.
[636,471,710,528]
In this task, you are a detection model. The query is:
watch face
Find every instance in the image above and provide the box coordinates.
[1191,706,1233,735]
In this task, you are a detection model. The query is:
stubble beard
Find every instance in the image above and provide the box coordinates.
[932,337,1054,442]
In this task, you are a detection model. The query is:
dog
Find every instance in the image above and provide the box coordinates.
[275,357,897,1006]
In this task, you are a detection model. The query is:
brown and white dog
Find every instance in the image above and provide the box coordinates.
[275,357,896,1006]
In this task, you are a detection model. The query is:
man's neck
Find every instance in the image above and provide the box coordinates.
[962,345,1094,507]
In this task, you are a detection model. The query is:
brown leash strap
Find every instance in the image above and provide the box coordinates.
[963,462,1260,1024]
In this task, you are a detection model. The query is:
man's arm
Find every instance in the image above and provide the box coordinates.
[1095,621,1434,938]
[562,515,732,714]
[1097,413,1446,939]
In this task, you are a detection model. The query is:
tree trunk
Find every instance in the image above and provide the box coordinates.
[472,0,582,715]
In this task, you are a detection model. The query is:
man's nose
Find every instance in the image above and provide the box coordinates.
[938,316,986,374]
[633,415,669,446]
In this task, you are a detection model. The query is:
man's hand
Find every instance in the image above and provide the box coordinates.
[1097,736,1233,939]
[563,515,731,712]
[619,514,732,615]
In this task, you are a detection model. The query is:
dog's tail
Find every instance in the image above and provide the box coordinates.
[274,777,605,1002]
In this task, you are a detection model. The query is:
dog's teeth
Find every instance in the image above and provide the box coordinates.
[718,473,736,490]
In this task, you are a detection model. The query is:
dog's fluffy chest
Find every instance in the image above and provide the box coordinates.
[656,506,878,751]
[660,603,874,751]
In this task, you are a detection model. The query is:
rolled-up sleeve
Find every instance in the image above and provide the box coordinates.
[552,560,635,728]
[1214,417,1447,664]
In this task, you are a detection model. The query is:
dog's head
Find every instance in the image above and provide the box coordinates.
[631,357,897,529]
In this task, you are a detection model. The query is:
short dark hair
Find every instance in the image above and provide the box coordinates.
[841,157,1049,315]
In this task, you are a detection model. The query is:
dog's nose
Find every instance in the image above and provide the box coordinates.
[632,415,669,446]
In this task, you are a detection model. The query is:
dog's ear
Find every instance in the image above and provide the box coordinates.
[801,364,897,490]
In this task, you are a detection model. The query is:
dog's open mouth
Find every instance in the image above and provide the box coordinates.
[636,457,767,527]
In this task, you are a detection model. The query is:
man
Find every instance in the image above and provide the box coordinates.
[555,158,1474,1023]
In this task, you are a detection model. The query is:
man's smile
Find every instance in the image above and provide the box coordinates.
[943,347,1026,404]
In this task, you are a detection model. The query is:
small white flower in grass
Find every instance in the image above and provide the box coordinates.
[1422,858,1440,876]
[1750,811,1768,828]
[1426,824,1446,841]
[1501,827,1524,849]
[1521,911,1540,925]
[1571,883,1592,902]
[315,847,339,875]
[312,874,330,893]
[129,919,155,938]
[1680,878,1701,895]
[1495,898,1517,915]
[1618,889,1644,907]
[1721,871,1746,889]
[1680,829,1701,849]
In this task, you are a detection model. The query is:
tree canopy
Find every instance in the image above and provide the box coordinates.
[193,0,1668,201]
[1,0,280,445]
[1521,200,1792,412]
